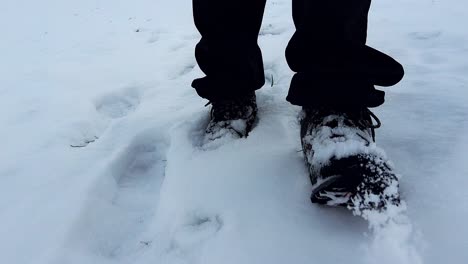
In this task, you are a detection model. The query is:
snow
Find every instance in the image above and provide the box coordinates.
[1,0,468,263]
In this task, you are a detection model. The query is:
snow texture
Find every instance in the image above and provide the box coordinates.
[1,0,468,264]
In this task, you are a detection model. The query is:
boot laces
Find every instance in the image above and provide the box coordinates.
[204,93,256,122]
[365,109,381,142]
[306,107,381,142]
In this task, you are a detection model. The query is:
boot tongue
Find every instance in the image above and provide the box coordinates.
[305,106,367,126]
[210,93,256,122]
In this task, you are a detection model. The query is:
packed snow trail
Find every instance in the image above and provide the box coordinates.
[2,0,468,264]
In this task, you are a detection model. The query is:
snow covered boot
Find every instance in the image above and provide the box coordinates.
[300,106,400,210]
[204,92,257,143]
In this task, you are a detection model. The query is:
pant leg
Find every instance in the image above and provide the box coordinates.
[192,0,267,101]
[286,0,404,108]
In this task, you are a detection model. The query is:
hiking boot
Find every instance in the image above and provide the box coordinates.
[204,92,257,143]
[300,106,400,210]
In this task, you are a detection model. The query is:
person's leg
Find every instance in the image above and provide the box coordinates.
[291,1,403,209]
[192,0,267,101]
[285,0,404,108]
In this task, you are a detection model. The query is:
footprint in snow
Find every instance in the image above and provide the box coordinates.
[166,213,224,259]
[70,87,142,148]
[174,214,223,246]
[94,86,141,119]
[60,130,169,261]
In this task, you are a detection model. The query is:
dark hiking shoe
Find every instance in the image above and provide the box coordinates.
[203,92,257,144]
[349,154,400,213]
[300,106,400,210]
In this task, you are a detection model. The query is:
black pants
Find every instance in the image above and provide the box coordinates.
[192,0,404,108]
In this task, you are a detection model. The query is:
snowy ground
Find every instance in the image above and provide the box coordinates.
[1,0,468,263]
